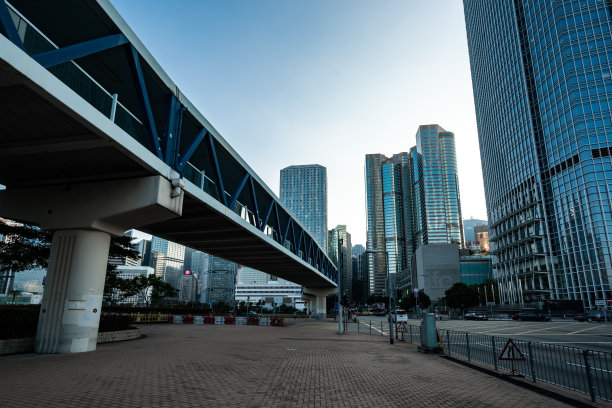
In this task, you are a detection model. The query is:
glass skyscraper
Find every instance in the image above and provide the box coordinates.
[280,164,328,251]
[328,225,352,300]
[464,0,612,307]
[416,125,465,246]
[365,130,463,296]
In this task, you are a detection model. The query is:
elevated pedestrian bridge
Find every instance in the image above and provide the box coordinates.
[0,0,336,353]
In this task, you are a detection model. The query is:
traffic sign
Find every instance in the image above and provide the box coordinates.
[595,300,606,306]
[498,338,526,361]
[396,322,409,333]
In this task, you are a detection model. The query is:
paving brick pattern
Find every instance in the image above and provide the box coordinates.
[0,321,584,407]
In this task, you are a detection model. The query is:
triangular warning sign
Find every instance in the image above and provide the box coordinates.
[396,322,409,333]
[498,338,526,361]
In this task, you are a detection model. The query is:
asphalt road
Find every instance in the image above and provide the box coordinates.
[352,316,612,352]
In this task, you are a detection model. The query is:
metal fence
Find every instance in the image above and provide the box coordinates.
[343,321,611,402]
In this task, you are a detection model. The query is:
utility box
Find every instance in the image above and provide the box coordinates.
[420,313,438,348]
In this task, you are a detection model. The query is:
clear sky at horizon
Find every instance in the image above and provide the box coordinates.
[110,0,488,246]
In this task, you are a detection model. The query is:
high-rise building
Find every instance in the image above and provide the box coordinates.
[365,154,388,295]
[351,244,366,303]
[151,236,186,290]
[178,270,198,303]
[280,164,328,251]
[463,218,488,244]
[415,125,464,246]
[328,225,352,300]
[464,0,612,307]
[365,125,464,296]
[205,255,236,305]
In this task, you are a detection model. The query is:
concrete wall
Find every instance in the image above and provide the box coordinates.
[413,244,460,302]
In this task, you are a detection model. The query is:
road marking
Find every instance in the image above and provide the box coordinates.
[360,321,385,335]
[513,324,569,335]
[567,326,602,335]
[566,362,612,373]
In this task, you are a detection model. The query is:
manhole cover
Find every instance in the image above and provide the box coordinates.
[285,348,296,351]
[367,351,378,354]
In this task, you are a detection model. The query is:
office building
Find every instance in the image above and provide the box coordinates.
[463,218,488,244]
[280,164,328,251]
[178,270,198,303]
[151,236,185,290]
[205,255,236,305]
[351,244,367,303]
[365,128,464,296]
[328,225,352,300]
[475,225,490,253]
[464,0,612,307]
[411,244,461,303]
[415,125,464,246]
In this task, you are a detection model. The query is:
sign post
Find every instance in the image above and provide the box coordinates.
[396,321,408,341]
[498,338,526,375]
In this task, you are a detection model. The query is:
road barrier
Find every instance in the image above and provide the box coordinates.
[343,321,611,403]
[168,315,282,327]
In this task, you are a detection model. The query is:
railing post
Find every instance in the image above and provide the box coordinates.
[110,93,118,122]
[380,321,383,336]
[409,325,413,343]
[466,333,471,362]
[369,320,372,335]
[447,330,451,356]
[492,337,498,370]
[527,342,536,382]
[583,350,596,402]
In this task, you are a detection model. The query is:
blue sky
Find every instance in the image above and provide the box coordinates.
[111,0,487,246]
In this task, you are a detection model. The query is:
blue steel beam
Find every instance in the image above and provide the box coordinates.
[297,230,304,256]
[281,218,291,246]
[173,106,188,168]
[33,33,128,68]
[228,173,250,210]
[206,133,227,206]
[0,2,24,51]
[126,45,163,160]
[273,202,281,244]
[290,221,297,254]
[176,128,206,172]
[248,177,261,230]
[162,94,178,166]
[261,200,274,232]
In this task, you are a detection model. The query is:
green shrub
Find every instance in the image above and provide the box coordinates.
[98,313,135,332]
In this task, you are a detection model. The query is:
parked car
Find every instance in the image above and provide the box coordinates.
[574,311,605,322]
[393,309,408,323]
[511,311,550,322]
[464,312,488,321]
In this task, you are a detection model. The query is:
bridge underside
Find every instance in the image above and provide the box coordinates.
[0,35,333,290]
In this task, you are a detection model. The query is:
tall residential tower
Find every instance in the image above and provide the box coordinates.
[280,164,328,251]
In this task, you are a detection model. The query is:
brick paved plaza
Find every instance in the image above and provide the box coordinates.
[0,320,598,407]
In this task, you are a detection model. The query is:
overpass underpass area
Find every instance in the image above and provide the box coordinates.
[0,0,337,353]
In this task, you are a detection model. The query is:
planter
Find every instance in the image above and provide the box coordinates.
[0,337,35,355]
[97,328,141,344]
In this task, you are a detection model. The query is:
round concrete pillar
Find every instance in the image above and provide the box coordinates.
[35,230,111,353]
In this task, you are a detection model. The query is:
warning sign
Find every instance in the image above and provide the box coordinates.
[498,338,526,361]
[396,322,409,333]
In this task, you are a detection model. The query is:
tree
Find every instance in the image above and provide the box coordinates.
[121,275,178,306]
[444,282,480,311]
[7,289,21,304]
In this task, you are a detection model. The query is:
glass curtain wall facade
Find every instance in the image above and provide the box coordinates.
[416,125,465,246]
[280,164,328,251]
[464,0,612,307]
[328,225,353,300]
[151,236,186,289]
[365,154,388,295]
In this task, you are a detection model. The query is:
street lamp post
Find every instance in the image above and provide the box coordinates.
[338,237,343,335]
[365,249,393,345]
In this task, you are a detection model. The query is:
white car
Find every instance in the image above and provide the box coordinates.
[394,309,408,323]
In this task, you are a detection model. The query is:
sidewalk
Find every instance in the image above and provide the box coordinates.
[0,321,603,407]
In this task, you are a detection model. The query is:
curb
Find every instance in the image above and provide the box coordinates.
[442,355,607,408]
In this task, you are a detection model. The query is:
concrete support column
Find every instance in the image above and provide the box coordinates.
[36,230,111,353]
[303,287,336,320]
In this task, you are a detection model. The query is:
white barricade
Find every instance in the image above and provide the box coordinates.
[193,316,204,325]
[173,315,183,324]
